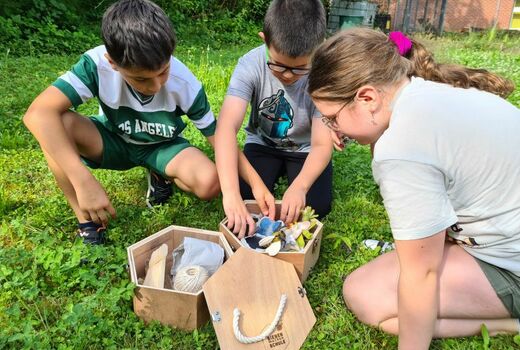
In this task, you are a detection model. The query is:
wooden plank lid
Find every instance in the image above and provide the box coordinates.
[203,248,316,350]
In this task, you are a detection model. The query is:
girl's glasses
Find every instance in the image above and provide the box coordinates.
[320,101,349,131]
[321,117,339,131]
[321,102,355,145]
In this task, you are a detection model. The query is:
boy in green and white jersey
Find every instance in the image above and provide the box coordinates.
[23,0,220,244]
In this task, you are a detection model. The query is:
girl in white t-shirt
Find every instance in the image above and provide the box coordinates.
[308,28,519,349]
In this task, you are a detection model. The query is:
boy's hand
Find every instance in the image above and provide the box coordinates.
[330,129,346,151]
[280,184,306,224]
[223,193,255,239]
[75,176,116,227]
[251,183,276,220]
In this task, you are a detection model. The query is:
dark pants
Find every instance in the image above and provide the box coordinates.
[239,143,333,219]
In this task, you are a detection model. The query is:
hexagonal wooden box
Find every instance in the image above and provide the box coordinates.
[127,225,233,331]
[219,200,323,282]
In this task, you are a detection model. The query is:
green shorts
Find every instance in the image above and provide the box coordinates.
[476,257,520,318]
[82,116,192,176]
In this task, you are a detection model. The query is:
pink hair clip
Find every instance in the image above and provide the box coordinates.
[388,31,412,56]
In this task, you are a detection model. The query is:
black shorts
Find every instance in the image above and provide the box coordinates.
[239,143,333,218]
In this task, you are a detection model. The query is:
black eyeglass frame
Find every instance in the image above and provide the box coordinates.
[266,61,311,76]
[264,46,311,76]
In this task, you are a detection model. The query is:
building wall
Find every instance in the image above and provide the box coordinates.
[444,0,515,31]
[370,0,515,32]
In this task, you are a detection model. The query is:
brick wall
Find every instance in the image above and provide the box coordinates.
[444,0,514,31]
[369,0,515,32]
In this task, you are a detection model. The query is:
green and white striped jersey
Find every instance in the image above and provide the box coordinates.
[53,45,215,145]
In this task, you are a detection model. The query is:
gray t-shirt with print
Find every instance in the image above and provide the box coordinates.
[226,45,319,152]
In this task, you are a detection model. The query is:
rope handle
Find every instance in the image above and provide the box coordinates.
[233,294,287,344]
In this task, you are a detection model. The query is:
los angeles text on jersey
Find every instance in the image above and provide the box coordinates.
[118,119,177,137]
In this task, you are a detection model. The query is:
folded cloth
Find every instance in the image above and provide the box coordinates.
[171,237,224,280]
[255,217,284,236]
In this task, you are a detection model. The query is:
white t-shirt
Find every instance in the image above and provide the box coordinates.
[372,77,520,275]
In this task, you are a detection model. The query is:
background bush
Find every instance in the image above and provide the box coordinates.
[0,0,333,55]
[0,0,280,55]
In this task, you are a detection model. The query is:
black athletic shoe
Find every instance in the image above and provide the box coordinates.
[77,224,106,245]
[146,170,173,208]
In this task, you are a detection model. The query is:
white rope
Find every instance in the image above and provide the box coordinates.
[233,294,287,344]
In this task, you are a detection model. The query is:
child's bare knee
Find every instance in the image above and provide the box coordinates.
[199,183,219,200]
[343,271,363,312]
[195,172,220,200]
[343,268,382,327]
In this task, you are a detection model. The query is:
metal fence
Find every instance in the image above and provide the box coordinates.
[328,0,450,34]
[390,0,448,34]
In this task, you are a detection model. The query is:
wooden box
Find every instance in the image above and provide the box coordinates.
[204,248,316,350]
[127,225,234,331]
[219,200,323,282]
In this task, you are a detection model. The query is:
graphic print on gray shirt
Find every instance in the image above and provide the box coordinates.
[226,45,320,152]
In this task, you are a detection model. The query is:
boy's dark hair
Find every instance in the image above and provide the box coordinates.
[263,0,326,57]
[101,0,176,70]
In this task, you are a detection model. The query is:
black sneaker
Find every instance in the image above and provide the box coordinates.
[77,225,106,245]
[146,170,173,208]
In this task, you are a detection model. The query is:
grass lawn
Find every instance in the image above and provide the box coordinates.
[1,32,520,349]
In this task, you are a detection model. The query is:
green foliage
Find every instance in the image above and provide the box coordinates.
[0,0,272,56]
[440,28,520,52]
[1,33,520,349]
[0,0,101,56]
[514,334,520,346]
[175,10,262,49]
[0,0,330,55]
[481,324,490,350]
[0,15,100,56]
[154,0,270,23]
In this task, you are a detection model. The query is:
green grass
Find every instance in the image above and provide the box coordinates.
[1,33,520,349]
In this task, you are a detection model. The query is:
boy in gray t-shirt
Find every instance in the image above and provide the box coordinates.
[215,0,333,238]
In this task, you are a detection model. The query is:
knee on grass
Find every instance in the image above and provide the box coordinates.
[343,268,387,328]
[193,172,220,200]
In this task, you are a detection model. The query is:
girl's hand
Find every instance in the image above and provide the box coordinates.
[330,129,345,151]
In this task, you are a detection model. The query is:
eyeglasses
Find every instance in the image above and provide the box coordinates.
[321,101,349,131]
[321,102,355,145]
[266,61,310,76]
[264,46,311,76]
